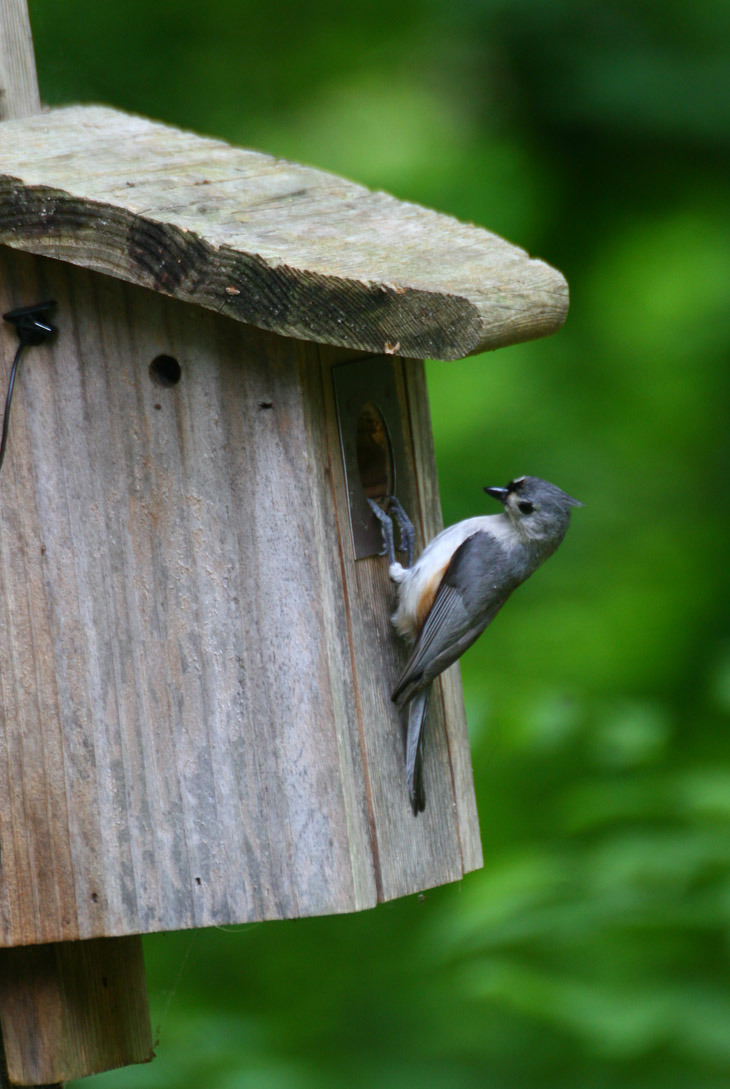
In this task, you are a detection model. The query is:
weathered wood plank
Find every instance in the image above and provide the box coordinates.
[401,360,483,874]
[0,0,40,122]
[0,106,568,361]
[0,937,152,1085]
[317,345,482,899]
[0,247,374,943]
[294,342,381,909]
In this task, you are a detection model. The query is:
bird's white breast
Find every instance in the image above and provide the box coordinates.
[390,514,515,640]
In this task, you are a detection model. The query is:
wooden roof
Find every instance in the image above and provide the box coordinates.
[0,106,568,360]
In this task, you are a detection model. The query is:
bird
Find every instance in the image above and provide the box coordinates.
[371,476,582,814]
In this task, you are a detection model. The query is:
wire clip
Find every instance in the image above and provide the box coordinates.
[0,300,57,475]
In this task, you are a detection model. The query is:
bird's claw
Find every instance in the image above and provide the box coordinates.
[367,497,397,565]
[386,496,415,568]
[368,495,416,568]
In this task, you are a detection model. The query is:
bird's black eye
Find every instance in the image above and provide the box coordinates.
[518,501,535,514]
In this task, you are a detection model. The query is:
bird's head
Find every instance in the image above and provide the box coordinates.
[484,476,582,544]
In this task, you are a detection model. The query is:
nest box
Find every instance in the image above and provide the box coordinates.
[0,12,567,1085]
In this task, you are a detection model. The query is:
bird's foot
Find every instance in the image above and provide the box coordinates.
[367,497,397,565]
[386,496,415,568]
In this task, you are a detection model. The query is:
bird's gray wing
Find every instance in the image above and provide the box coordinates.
[392,531,516,708]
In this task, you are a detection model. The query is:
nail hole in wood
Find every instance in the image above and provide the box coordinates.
[149,354,181,388]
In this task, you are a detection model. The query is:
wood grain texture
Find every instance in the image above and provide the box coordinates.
[0,105,568,362]
[0,247,480,946]
[401,361,483,873]
[0,246,373,942]
[0,0,40,122]
[317,345,483,900]
[0,936,152,1085]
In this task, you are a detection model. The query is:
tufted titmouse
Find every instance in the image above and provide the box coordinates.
[372,476,581,814]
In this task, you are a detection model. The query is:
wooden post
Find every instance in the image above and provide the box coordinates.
[0,0,41,121]
[0,5,153,1085]
[0,940,152,1086]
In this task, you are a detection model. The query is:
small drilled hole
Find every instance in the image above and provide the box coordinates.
[356,402,394,500]
[149,354,181,387]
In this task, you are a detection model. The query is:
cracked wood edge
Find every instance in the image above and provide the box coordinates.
[0,106,568,361]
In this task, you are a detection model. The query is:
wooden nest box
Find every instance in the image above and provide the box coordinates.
[0,9,567,1086]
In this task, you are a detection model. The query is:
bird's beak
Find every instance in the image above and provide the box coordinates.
[484,486,510,503]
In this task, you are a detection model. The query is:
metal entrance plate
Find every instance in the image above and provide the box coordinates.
[332,356,410,560]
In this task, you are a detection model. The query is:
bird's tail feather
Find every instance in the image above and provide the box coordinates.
[406,686,431,815]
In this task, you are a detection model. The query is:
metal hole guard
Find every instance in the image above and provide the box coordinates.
[0,300,57,476]
[332,355,410,560]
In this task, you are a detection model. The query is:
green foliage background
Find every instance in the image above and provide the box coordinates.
[26,0,730,1085]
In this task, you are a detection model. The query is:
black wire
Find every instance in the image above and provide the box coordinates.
[0,342,26,476]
